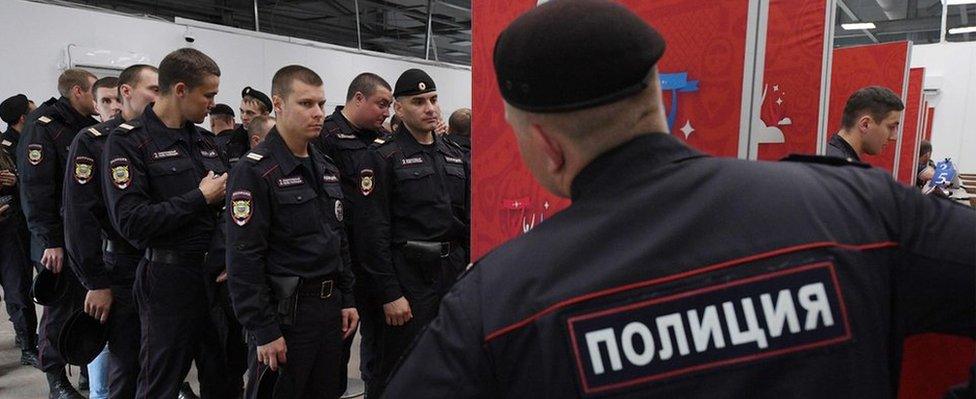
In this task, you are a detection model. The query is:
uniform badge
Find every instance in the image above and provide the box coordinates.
[74,156,94,185]
[231,191,253,226]
[335,200,344,222]
[418,82,427,91]
[360,169,374,196]
[110,158,131,189]
[27,144,43,166]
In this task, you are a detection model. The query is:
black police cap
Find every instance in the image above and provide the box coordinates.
[254,366,279,399]
[493,0,666,113]
[0,94,29,124]
[32,268,67,306]
[210,103,235,118]
[58,310,109,366]
[242,87,273,112]
[394,69,436,98]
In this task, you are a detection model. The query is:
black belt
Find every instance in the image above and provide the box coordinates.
[296,275,337,299]
[102,239,139,255]
[147,248,207,265]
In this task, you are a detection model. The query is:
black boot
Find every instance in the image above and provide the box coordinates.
[46,369,85,399]
[179,382,201,399]
[18,334,39,368]
[78,367,89,391]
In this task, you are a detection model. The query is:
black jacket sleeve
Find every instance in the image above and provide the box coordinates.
[63,134,111,290]
[357,148,402,303]
[18,121,65,249]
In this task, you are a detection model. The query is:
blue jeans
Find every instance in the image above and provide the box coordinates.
[87,345,110,399]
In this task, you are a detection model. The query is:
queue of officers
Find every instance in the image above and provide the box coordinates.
[1,0,975,398]
[0,46,471,399]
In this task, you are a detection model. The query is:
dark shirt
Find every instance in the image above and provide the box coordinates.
[826,133,861,162]
[102,104,227,253]
[2,127,22,163]
[357,125,470,303]
[215,125,250,165]
[386,133,975,398]
[17,97,99,259]
[63,116,137,290]
[225,128,355,345]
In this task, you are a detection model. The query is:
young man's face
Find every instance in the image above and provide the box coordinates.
[94,86,122,121]
[354,87,392,131]
[240,98,268,127]
[862,110,901,155]
[394,91,440,133]
[178,75,219,124]
[276,81,326,142]
[124,69,160,114]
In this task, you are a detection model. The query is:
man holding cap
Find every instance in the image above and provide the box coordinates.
[385,0,975,397]
[357,68,469,397]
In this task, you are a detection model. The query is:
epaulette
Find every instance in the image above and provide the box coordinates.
[1,140,12,148]
[114,120,142,135]
[780,154,870,168]
[85,127,103,137]
[244,150,266,163]
[37,116,53,125]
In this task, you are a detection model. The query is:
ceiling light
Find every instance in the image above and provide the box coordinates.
[948,26,976,34]
[841,22,877,30]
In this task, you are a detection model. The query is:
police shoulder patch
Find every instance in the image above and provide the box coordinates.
[73,156,95,185]
[110,158,131,189]
[27,144,43,166]
[360,169,375,196]
[231,190,253,226]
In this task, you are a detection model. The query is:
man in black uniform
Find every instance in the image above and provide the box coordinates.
[386,1,976,397]
[445,107,471,154]
[312,72,392,392]
[220,87,272,165]
[102,48,231,399]
[0,93,39,367]
[826,86,903,161]
[208,103,239,162]
[226,65,358,398]
[18,68,99,399]
[357,68,469,397]
[64,64,158,399]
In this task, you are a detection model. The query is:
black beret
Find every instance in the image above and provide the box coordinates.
[242,87,273,112]
[254,366,279,399]
[58,310,109,366]
[394,69,436,97]
[493,0,666,113]
[31,268,66,306]
[210,103,235,117]
[0,94,30,124]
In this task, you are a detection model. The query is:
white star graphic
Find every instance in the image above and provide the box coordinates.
[773,85,779,92]
[776,97,783,106]
[680,120,695,139]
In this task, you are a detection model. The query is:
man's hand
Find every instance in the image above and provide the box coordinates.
[198,171,228,204]
[257,337,287,371]
[435,119,448,135]
[41,247,64,273]
[216,269,228,283]
[0,204,10,223]
[383,296,412,326]
[341,308,360,339]
[85,289,113,323]
[0,170,16,187]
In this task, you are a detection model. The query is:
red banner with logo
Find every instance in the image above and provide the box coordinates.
[826,42,910,172]
[756,0,830,161]
[472,0,754,259]
[896,68,925,185]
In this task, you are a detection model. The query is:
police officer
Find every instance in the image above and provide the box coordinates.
[222,86,272,164]
[226,65,358,398]
[63,64,158,399]
[357,68,469,397]
[385,1,976,397]
[826,86,904,161]
[445,107,471,155]
[102,48,231,399]
[0,93,39,367]
[209,104,240,163]
[311,71,392,392]
[18,68,100,399]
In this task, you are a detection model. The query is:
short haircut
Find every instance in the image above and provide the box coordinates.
[158,48,221,95]
[346,72,391,102]
[248,115,275,140]
[919,140,932,157]
[840,86,905,129]
[448,108,472,137]
[272,65,323,100]
[57,68,97,97]
[211,113,234,125]
[242,95,270,114]
[118,64,158,94]
[92,77,120,99]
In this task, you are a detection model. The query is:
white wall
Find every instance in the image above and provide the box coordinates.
[0,0,471,131]
[910,42,976,172]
